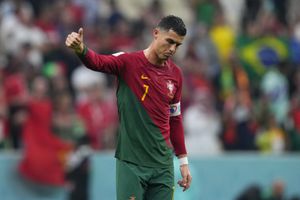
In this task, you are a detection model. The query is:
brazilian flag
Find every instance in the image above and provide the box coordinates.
[237,36,289,81]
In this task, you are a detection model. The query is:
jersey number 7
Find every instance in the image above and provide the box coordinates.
[141,84,149,101]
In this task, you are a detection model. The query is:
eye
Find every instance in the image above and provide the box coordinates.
[166,39,175,44]
[166,39,182,47]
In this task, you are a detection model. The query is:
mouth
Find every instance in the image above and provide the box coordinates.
[163,53,172,58]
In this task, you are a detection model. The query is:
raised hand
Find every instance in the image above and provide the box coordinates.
[65,28,84,54]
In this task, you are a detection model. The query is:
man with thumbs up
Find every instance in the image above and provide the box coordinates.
[66,15,191,200]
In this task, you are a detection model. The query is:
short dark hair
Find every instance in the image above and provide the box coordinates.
[157,15,187,36]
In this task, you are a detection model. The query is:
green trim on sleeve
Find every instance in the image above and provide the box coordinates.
[82,45,88,56]
[76,45,88,57]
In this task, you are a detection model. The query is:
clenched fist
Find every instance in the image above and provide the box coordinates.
[65,28,84,54]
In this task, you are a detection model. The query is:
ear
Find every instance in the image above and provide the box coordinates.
[153,28,159,39]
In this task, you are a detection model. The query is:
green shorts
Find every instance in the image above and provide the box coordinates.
[116,159,175,200]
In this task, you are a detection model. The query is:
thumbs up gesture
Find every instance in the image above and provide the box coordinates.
[65,28,84,54]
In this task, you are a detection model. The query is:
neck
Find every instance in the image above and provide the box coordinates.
[144,45,166,66]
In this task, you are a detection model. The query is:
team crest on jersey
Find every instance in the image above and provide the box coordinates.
[166,80,175,98]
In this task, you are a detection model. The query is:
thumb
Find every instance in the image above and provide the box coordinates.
[78,27,83,40]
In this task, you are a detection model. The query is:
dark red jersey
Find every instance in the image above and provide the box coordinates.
[78,48,187,167]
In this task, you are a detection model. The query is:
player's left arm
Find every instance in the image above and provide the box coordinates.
[169,70,192,191]
[170,114,192,191]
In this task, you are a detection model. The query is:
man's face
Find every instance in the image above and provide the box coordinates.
[153,28,185,61]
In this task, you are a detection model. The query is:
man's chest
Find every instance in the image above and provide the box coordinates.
[122,64,179,104]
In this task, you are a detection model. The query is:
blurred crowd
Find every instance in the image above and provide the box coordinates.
[236,180,300,200]
[0,0,300,157]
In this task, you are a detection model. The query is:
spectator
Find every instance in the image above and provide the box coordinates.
[287,92,300,151]
[0,2,47,67]
[0,70,7,149]
[184,89,222,155]
[236,184,263,200]
[52,91,86,146]
[290,70,300,132]
[3,57,28,149]
[264,180,286,200]
[290,196,300,200]
[256,115,286,154]
[260,64,290,125]
[72,66,118,150]
[19,76,72,186]
[210,10,235,62]
[52,91,89,200]
[222,89,257,150]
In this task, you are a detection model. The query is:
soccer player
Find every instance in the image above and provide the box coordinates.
[66,15,192,200]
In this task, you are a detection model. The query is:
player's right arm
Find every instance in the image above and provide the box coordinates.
[65,28,124,75]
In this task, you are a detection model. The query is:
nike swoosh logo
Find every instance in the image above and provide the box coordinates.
[141,74,150,80]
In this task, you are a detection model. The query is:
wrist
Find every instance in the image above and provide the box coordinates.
[179,156,188,166]
[75,44,86,55]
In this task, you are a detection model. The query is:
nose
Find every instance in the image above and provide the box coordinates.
[169,44,176,54]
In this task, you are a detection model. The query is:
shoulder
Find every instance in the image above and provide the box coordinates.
[111,51,127,62]
[112,51,141,58]
[112,51,142,62]
[112,52,126,57]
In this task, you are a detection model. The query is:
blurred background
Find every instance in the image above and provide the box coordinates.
[0,0,300,199]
